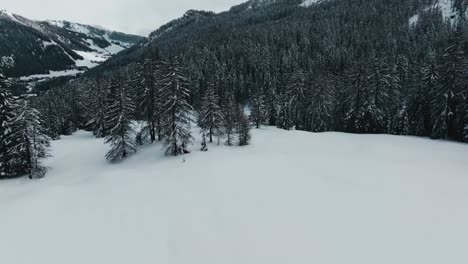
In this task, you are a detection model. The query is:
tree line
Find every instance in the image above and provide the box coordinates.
[136,0,468,142]
[2,0,468,179]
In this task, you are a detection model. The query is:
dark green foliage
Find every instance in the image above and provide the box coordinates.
[198,84,224,143]
[7,98,50,179]
[161,57,194,156]
[104,71,137,162]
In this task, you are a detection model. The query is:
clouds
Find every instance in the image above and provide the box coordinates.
[1,0,245,35]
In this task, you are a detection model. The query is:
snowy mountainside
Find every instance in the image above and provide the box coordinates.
[0,10,144,79]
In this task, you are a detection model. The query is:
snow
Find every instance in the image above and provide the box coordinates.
[300,0,322,7]
[1,127,468,264]
[71,38,125,69]
[0,9,21,23]
[0,55,15,68]
[436,0,457,23]
[73,50,107,68]
[19,69,83,81]
[409,14,419,27]
[410,0,464,26]
[47,20,91,35]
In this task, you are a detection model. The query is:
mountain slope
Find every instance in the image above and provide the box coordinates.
[0,10,144,79]
[93,0,466,74]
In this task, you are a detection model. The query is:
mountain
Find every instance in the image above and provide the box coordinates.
[0,10,144,79]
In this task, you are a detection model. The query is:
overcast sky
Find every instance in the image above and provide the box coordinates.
[1,0,246,36]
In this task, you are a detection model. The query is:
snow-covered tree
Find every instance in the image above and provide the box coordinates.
[0,74,18,178]
[432,30,467,139]
[409,60,438,136]
[87,77,108,138]
[136,58,165,143]
[307,75,336,132]
[277,94,293,130]
[198,83,224,143]
[237,110,251,146]
[161,57,194,156]
[392,105,410,135]
[249,88,267,129]
[287,70,308,130]
[7,98,51,179]
[223,92,237,146]
[104,72,137,162]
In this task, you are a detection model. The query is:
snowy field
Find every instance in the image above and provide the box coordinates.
[1,127,468,264]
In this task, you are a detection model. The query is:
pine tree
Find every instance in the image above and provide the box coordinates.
[236,106,251,146]
[104,72,137,162]
[366,57,400,133]
[410,60,438,136]
[307,75,336,132]
[392,105,410,135]
[432,29,467,139]
[87,77,108,138]
[136,58,164,143]
[0,74,18,178]
[8,98,51,179]
[161,57,194,156]
[287,70,308,130]
[249,88,267,129]
[277,94,293,130]
[198,83,224,143]
[223,92,237,146]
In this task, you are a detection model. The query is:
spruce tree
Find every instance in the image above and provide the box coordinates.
[410,60,438,136]
[249,88,267,129]
[161,57,194,156]
[307,76,336,132]
[223,92,237,146]
[287,70,308,130]
[432,29,467,139]
[0,74,18,178]
[277,92,293,130]
[104,72,137,162]
[8,98,51,179]
[87,76,108,138]
[199,83,224,143]
[392,105,410,135]
[235,105,251,146]
[136,58,164,143]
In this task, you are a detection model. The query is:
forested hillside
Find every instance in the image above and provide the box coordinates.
[2,0,468,178]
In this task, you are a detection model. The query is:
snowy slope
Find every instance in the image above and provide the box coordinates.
[409,0,466,27]
[300,0,324,7]
[1,127,468,264]
[245,0,326,9]
[46,20,136,65]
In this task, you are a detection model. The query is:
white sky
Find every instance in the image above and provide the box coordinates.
[0,0,246,36]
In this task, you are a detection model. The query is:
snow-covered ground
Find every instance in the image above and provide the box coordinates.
[19,69,83,81]
[1,127,468,264]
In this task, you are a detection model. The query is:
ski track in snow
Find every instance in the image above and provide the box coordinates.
[0,127,468,264]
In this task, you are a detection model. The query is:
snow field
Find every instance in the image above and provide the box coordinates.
[0,127,468,264]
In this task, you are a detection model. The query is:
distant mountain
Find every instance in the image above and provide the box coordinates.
[0,10,144,79]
